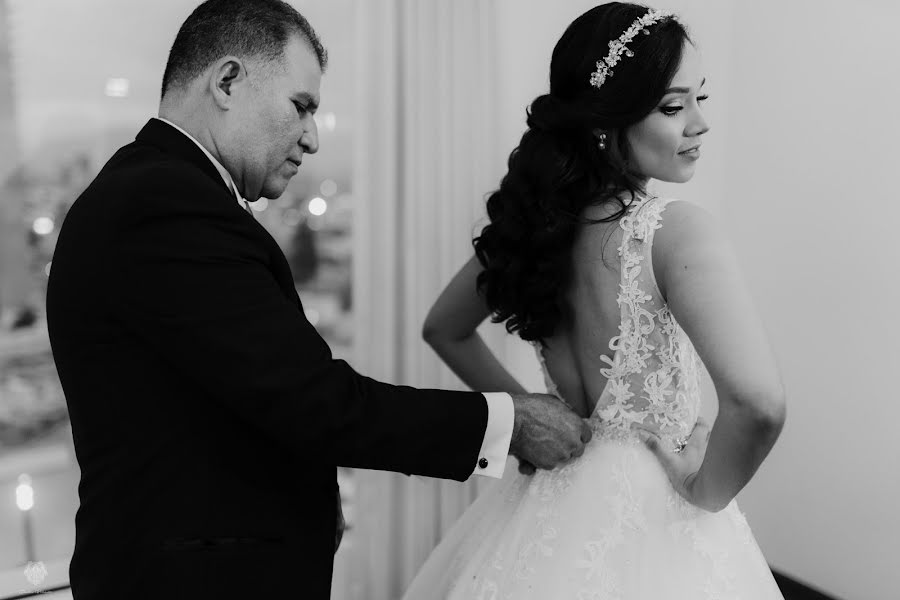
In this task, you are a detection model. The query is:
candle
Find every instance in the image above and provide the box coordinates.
[15,473,36,564]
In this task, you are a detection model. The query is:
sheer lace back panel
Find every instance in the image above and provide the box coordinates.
[535,196,702,448]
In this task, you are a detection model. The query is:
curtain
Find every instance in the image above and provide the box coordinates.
[0,0,29,316]
[342,1,504,598]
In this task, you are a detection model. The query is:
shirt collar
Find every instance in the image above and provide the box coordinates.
[154,117,244,204]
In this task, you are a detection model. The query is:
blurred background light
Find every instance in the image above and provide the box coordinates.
[308,197,327,216]
[316,112,337,132]
[16,474,34,512]
[104,77,130,98]
[320,179,338,197]
[281,208,302,227]
[32,216,54,235]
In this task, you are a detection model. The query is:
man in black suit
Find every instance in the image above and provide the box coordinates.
[46,1,590,598]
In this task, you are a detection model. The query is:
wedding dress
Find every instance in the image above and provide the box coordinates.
[402,196,784,599]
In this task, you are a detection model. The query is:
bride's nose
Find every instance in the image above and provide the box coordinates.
[686,111,710,138]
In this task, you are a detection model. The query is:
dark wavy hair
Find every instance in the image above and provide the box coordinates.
[160,0,327,99]
[474,2,691,343]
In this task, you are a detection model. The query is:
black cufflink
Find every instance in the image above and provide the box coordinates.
[478,458,489,469]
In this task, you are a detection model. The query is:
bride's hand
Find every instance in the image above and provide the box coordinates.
[636,418,711,507]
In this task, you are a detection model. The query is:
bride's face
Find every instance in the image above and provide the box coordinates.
[624,42,709,184]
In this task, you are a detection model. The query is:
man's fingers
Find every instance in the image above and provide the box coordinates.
[580,421,593,444]
[532,458,553,471]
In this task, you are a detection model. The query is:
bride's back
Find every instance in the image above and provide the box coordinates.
[539,201,628,418]
[538,196,703,447]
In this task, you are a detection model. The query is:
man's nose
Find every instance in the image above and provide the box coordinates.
[301,119,319,154]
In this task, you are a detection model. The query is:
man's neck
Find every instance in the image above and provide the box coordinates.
[159,103,217,152]
[155,111,242,202]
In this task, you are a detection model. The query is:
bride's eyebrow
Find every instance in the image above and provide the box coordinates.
[663,78,707,96]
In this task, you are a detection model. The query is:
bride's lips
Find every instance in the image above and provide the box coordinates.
[678,145,701,159]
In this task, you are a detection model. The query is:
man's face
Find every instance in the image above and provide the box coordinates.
[228,34,321,201]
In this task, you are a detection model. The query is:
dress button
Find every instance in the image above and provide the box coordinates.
[478,458,489,469]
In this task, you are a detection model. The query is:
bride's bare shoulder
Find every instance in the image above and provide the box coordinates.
[655,199,726,251]
[653,200,735,299]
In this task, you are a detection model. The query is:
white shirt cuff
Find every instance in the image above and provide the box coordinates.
[472,392,514,478]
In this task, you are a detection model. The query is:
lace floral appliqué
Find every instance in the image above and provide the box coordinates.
[592,197,702,448]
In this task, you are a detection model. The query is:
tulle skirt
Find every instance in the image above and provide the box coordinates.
[402,437,783,599]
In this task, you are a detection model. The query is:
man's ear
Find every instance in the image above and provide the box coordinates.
[209,57,246,109]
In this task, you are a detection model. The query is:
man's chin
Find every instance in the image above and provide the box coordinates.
[260,181,290,200]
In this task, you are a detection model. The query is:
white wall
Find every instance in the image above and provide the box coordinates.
[718,2,900,599]
[492,2,900,599]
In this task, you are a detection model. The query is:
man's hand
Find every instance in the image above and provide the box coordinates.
[509,393,592,471]
[517,459,536,475]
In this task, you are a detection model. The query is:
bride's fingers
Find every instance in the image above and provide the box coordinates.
[635,428,666,459]
[635,428,655,446]
[690,417,709,435]
[689,419,711,446]
[636,429,686,473]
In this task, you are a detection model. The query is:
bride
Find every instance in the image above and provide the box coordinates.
[403,3,786,599]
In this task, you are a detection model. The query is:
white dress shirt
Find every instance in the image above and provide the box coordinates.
[153,116,516,479]
[477,392,515,478]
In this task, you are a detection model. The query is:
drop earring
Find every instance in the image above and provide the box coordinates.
[598,132,608,150]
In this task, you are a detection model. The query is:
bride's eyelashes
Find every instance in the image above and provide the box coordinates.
[660,104,684,116]
[659,95,710,117]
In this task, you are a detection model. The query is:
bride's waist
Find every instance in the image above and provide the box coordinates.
[586,415,693,448]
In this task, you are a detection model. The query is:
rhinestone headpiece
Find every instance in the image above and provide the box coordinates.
[589,8,674,90]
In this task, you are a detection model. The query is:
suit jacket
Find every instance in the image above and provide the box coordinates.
[46,119,489,599]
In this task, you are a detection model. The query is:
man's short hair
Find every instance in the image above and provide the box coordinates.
[160,0,327,99]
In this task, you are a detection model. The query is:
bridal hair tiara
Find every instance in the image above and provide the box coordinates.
[589,8,674,90]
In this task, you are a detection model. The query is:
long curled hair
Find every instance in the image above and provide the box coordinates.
[474,2,691,343]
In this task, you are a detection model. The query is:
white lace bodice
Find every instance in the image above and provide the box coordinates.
[536,196,702,449]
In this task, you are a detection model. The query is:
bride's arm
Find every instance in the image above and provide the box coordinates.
[649,200,786,512]
[422,255,528,395]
